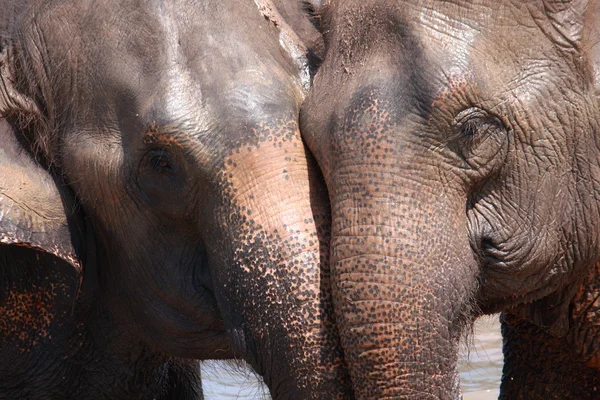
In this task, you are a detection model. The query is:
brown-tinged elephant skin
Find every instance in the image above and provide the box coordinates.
[300,0,600,398]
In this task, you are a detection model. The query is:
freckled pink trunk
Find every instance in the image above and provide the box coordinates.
[329,174,479,399]
[208,134,353,399]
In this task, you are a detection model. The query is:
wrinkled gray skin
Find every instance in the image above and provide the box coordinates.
[0,0,352,399]
[301,0,600,398]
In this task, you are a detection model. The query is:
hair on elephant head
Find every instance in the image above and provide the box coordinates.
[0,118,203,399]
[0,0,352,398]
[300,0,600,398]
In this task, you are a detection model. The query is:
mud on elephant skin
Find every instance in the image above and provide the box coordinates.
[0,118,202,399]
[300,0,600,398]
[0,0,351,398]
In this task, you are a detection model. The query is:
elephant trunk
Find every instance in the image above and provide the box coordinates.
[330,174,479,399]
[205,125,353,399]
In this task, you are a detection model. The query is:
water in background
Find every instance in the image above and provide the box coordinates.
[459,315,502,400]
[201,315,503,400]
[201,361,269,400]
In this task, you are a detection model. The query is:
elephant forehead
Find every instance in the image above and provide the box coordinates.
[21,0,303,120]
[415,4,566,96]
[323,0,569,99]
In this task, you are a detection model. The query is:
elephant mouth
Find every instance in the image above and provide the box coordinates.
[475,242,565,314]
[470,231,559,313]
[187,255,231,339]
[477,236,502,268]
[467,197,570,314]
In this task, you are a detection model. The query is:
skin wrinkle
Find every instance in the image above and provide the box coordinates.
[301,0,600,398]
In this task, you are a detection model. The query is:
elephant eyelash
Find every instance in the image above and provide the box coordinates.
[146,149,174,173]
[454,108,487,134]
[458,119,479,138]
[453,108,506,142]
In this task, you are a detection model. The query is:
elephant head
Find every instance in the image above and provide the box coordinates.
[0,0,352,398]
[301,0,600,397]
[0,118,203,399]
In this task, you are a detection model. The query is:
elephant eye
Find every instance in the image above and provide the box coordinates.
[449,107,509,172]
[147,149,173,173]
[454,108,504,139]
[451,107,507,146]
[137,148,189,214]
[457,117,479,138]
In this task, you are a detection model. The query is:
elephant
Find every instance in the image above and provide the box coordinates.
[300,0,600,398]
[0,0,352,398]
[0,118,203,399]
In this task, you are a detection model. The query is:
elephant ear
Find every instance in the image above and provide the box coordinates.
[0,119,88,350]
[0,39,74,258]
[519,0,600,338]
[0,39,54,169]
[0,118,81,273]
[0,44,41,124]
[542,0,600,90]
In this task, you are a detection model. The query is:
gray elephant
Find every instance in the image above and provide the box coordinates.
[300,0,600,398]
[0,0,352,398]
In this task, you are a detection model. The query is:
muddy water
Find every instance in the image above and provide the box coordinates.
[201,315,503,399]
[459,315,503,400]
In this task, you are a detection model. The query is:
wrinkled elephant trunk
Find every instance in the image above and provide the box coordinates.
[329,175,479,399]
[204,123,353,399]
